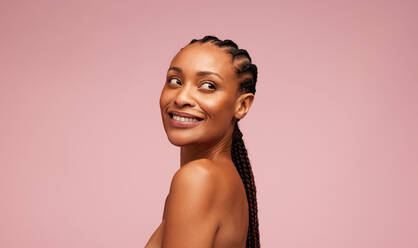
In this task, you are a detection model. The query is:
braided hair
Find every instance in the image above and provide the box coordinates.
[186,35,260,247]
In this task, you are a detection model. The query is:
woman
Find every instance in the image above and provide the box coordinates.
[145,35,260,248]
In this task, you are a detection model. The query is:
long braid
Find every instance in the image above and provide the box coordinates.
[232,122,260,247]
[186,36,260,247]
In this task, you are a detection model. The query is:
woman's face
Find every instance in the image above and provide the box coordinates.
[159,42,242,147]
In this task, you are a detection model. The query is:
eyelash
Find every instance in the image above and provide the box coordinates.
[166,78,216,90]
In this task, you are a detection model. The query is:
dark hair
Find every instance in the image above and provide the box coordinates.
[186,35,260,247]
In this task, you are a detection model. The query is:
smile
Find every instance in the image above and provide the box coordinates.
[168,113,204,128]
[172,114,200,122]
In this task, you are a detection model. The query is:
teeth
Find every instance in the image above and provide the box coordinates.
[172,114,200,122]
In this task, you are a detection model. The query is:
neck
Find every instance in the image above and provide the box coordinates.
[179,129,233,167]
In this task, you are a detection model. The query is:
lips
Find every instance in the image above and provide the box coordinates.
[168,110,204,120]
[167,110,204,128]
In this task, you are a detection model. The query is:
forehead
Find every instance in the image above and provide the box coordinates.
[169,42,236,78]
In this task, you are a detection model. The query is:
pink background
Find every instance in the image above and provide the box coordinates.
[1,0,417,247]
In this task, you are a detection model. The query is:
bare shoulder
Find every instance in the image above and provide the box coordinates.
[167,158,242,220]
[162,159,225,247]
[174,158,234,179]
[172,159,219,184]
[168,159,222,204]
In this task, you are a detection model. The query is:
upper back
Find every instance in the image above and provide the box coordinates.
[209,159,249,248]
[175,158,249,248]
[145,158,248,248]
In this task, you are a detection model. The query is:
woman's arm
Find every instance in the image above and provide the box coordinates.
[145,220,164,248]
[161,161,221,248]
[145,195,169,247]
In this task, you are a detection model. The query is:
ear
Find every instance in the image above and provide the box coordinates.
[234,93,255,120]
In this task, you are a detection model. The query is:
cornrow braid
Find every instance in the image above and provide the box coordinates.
[187,35,260,247]
[188,35,257,94]
[232,123,260,248]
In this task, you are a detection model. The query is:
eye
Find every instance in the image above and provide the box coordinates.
[200,81,216,90]
[167,78,181,87]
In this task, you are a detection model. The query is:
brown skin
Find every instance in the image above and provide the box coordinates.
[145,42,254,248]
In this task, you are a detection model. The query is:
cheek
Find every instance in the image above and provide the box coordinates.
[201,95,235,120]
[159,89,170,110]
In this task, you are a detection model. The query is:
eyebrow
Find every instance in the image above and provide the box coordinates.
[168,66,224,80]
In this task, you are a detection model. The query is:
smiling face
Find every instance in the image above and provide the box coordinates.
[159,42,246,147]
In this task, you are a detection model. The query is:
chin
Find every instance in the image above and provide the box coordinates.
[166,132,200,147]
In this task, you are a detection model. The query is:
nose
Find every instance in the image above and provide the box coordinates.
[174,83,196,107]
